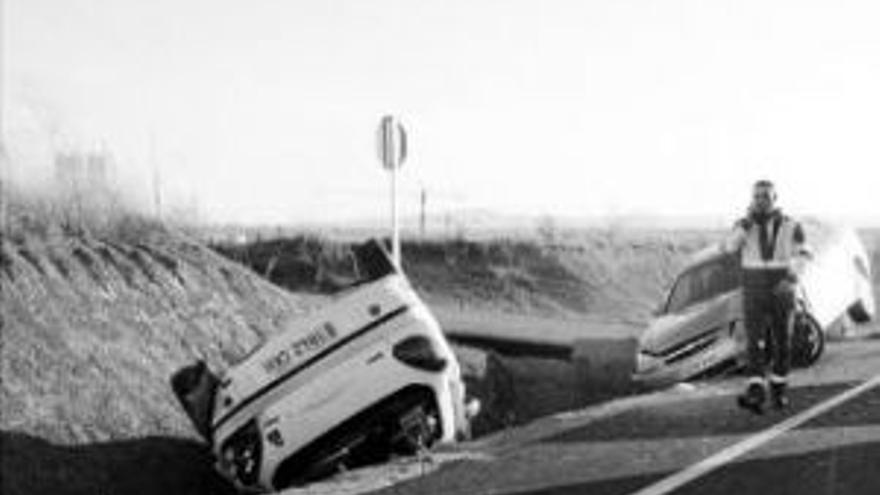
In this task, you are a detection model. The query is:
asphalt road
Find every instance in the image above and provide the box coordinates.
[371,333,880,495]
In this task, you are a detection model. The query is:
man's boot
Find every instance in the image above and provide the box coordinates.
[769,375,789,409]
[737,377,767,415]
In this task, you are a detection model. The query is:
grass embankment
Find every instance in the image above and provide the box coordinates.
[1,196,315,495]
[212,230,718,320]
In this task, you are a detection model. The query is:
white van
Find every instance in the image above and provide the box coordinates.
[172,240,473,491]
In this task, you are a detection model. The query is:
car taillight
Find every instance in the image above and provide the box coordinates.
[220,419,262,487]
[392,335,448,372]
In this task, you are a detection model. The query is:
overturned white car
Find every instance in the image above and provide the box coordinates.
[171,240,473,492]
[634,222,875,387]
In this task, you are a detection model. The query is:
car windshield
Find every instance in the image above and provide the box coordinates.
[351,240,397,285]
[664,253,740,314]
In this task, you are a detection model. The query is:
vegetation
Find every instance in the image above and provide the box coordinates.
[211,230,719,319]
[1,188,314,495]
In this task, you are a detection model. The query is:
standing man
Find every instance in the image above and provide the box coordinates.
[725,180,810,413]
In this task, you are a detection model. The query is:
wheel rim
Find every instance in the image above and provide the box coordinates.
[804,325,819,358]
[794,313,822,364]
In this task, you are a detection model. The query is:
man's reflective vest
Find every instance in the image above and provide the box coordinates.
[725,211,809,271]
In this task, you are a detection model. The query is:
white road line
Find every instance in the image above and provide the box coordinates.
[630,372,880,495]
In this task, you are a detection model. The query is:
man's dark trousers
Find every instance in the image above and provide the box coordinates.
[742,268,796,380]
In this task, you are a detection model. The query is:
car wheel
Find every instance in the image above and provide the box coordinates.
[848,299,872,324]
[391,403,440,455]
[791,311,824,368]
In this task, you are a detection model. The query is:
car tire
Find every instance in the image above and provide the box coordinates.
[848,299,872,324]
[791,311,824,368]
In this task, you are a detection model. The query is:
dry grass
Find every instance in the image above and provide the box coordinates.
[211,230,719,321]
[1,190,318,495]
[214,227,880,323]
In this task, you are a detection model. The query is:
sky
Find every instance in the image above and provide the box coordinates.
[3,0,880,227]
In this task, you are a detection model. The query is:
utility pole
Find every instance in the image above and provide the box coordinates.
[390,156,399,261]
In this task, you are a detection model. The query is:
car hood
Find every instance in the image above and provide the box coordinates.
[639,291,742,355]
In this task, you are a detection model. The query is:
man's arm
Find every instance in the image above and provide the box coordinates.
[722,218,749,254]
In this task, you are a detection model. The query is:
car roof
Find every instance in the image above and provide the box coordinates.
[686,244,727,267]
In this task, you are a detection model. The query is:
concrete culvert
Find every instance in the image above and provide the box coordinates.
[454,337,641,438]
[453,346,518,436]
[572,337,640,399]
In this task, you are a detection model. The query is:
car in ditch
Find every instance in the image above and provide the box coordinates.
[634,221,875,387]
[171,240,475,492]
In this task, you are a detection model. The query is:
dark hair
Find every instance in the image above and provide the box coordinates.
[753,179,775,190]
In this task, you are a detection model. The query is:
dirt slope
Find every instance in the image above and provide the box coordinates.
[212,230,718,321]
[1,218,316,495]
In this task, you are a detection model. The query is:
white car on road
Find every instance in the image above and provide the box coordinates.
[634,222,875,387]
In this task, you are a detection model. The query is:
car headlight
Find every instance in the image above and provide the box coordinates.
[220,419,263,487]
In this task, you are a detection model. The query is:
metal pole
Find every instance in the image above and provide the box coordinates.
[391,163,400,266]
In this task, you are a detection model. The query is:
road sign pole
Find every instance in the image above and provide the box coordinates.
[391,161,400,267]
[377,115,406,268]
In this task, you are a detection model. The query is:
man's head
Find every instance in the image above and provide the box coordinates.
[750,180,778,218]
